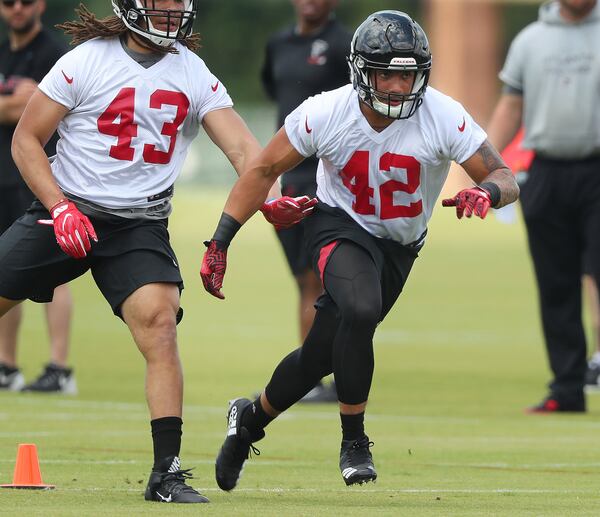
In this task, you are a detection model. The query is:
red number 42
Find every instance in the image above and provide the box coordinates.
[97,87,190,164]
[340,150,423,219]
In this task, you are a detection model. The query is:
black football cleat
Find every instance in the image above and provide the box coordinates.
[21,363,77,394]
[339,435,377,486]
[215,398,264,491]
[145,456,209,503]
[526,393,586,414]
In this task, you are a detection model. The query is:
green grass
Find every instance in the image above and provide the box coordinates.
[1,187,599,516]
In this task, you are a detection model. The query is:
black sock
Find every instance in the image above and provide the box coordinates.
[340,412,365,441]
[151,416,182,471]
[241,397,274,440]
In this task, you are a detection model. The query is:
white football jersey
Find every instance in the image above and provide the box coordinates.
[38,38,232,208]
[285,84,487,245]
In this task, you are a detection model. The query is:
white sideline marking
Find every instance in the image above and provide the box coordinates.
[0,431,55,438]
[42,487,600,495]
[4,398,600,430]
[1,458,599,470]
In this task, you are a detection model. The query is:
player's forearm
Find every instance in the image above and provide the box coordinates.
[224,166,277,225]
[208,167,276,248]
[226,137,262,178]
[11,130,63,209]
[480,167,519,208]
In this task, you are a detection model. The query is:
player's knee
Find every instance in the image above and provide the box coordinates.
[134,304,178,341]
[339,299,380,330]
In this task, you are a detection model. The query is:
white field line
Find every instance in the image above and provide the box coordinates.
[1,458,599,470]
[4,399,600,431]
[31,487,600,495]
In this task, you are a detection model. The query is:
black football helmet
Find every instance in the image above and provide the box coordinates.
[349,10,432,119]
[112,0,197,48]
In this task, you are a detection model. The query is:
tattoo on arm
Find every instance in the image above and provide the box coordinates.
[476,141,506,173]
[475,141,519,207]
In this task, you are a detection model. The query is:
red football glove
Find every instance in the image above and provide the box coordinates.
[441,187,492,219]
[38,199,97,258]
[260,195,318,230]
[200,239,228,300]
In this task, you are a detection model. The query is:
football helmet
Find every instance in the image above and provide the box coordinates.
[349,10,432,119]
[111,0,197,48]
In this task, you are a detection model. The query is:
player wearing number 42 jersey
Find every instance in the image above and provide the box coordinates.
[201,10,519,489]
[0,0,313,505]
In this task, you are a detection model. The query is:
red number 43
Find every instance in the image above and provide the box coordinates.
[340,150,423,219]
[97,87,190,165]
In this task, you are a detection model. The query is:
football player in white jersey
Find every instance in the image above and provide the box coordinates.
[203,11,519,489]
[0,0,314,504]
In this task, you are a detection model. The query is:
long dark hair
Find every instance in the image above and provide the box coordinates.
[56,3,201,54]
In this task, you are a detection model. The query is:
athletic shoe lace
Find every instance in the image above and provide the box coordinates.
[162,468,199,495]
[228,430,261,467]
[345,436,374,465]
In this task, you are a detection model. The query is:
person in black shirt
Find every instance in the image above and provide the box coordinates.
[0,0,76,393]
[260,0,351,403]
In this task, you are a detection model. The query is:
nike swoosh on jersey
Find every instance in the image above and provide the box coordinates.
[458,116,466,132]
[211,82,219,92]
[61,70,73,84]
[305,116,312,134]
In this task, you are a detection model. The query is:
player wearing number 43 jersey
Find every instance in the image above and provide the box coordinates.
[202,10,519,490]
[0,0,314,505]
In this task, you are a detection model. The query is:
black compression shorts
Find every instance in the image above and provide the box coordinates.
[0,200,183,320]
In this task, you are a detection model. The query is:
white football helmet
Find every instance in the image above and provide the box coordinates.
[112,0,197,48]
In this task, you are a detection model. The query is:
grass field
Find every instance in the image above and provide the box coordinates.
[1,187,599,516]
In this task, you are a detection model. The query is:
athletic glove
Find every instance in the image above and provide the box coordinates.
[260,195,318,230]
[441,187,492,219]
[200,239,228,300]
[38,199,97,259]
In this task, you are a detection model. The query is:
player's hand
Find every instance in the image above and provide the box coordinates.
[200,239,228,300]
[260,195,318,230]
[37,199,97,258]
[441,187,492,219]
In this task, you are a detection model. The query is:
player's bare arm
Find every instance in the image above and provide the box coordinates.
[11,89,68,209]
[202,107,262,177]
[222,127,306,225]
[461,139,520,208]
[200,128,311,299]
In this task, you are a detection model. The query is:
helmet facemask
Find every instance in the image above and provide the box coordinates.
[112,0,197,48]
[351,55,430,119]
[349,11,432,120]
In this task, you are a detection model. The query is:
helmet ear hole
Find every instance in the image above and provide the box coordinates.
[349,10,432,120]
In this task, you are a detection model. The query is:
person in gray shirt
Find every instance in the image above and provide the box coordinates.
[488,0,600,413]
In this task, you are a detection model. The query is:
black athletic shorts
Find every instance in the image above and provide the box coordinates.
[0,200,183,320]
[304,202,421,321]
[275,180,318,276]
[0,185,34,235]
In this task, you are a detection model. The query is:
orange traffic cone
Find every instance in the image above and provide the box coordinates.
[0,443,55,489]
